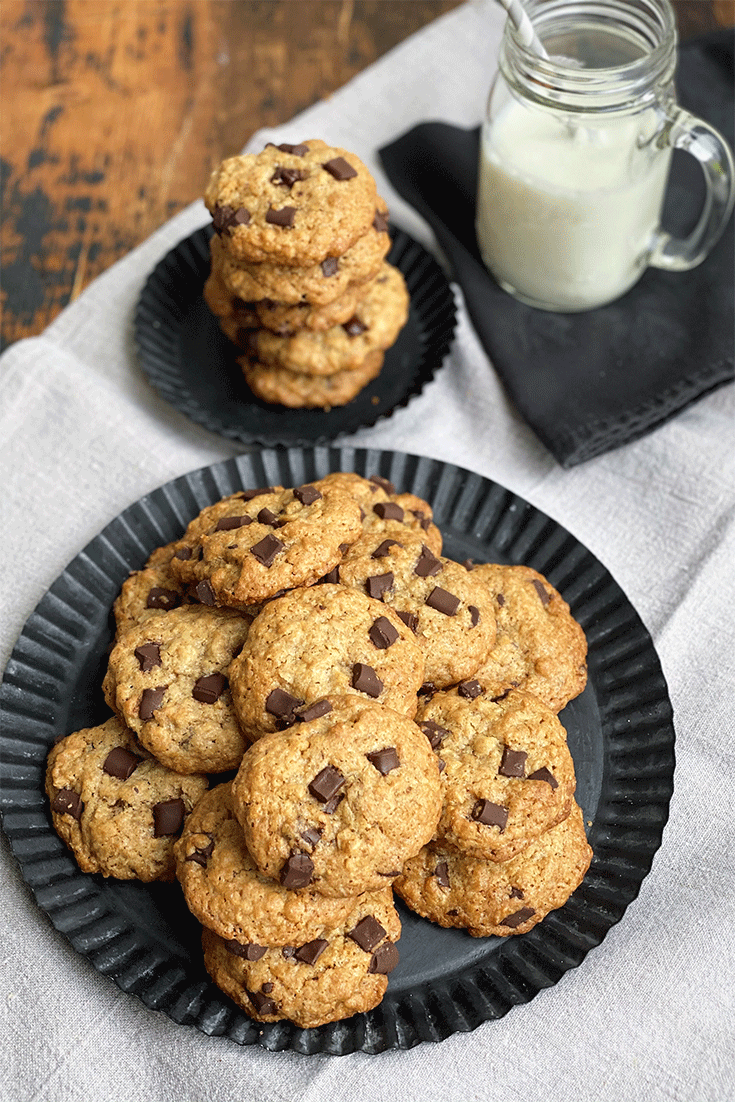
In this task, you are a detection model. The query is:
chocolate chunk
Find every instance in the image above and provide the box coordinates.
[322,792,344,815]
[134,642,161,672]
[266,205,296,227]
[265,687,305,721]
[295,699,332,723]
[52,788,83,820]
[498,746,528,778]
[321,565,340,584]
[497,592,506,606]
[437,758,446,773]
[373,502,404,521]
[371,538,401,558]
[295,938,328,965]
[215,514,252,531]
[419,719,449,750]
[462,558,475,571]
[491,686,515,703]
[435,861,450,888]
[468,605,480,627]
[510,886,524,899]
[152,798,185,837]
[281,946,296,960]
[139,686,167,720]
[369,615,399,650]
[247,989,277,1015]
[280,852,314,889]
[471,799,508,830]
[414,545,443,577]
[194,579,216,606]
[425,587,460,616]
[418,680,437,697]
[262,983,274,993]
[224,939,266,960]
[250,533,284,566]
[347,914,386,952]
[502,906,536,929]
[174,546,192,560]
[308,765,345,804]
[241,486,276,500]
[368,942,399,975]
[103,747,141,780]
[369,475,396,494]
[343,316,368,337]
[531,579,551,606]
[146,587,178,610]
[192,672,227,704]
[396,610,418,634]
[373,209,389,233]
[528,766,559,789]
[352,663,384,698]
[185,839,215,867]
[366,747,400,775]
[458,679,483,700]
[213,204,250,234]
[365,572,393,600]
[275,142,309,156]
[257,507,279,526]
[323,156,357,180]
[300,827,322,847]
[321,256,338,277]
[271,166,307,188]
[293,483,322,505]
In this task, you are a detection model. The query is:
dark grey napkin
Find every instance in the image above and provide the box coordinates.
[379,32,734,467]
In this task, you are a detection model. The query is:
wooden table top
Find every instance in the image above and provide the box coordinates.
[1,0,733,350]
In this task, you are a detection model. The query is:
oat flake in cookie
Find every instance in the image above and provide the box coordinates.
[46,716,208,881]
[227,585,426,739]
[201,886,401,1028]
[395,800,592,937]
[231,695,442,897]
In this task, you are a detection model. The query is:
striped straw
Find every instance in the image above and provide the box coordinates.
[495,0,548,58]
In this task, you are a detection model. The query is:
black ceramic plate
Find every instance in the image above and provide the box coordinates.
[0,448,675,1055]
[134,227,456,446]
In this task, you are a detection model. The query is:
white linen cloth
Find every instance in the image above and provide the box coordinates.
[1,2,733,1098]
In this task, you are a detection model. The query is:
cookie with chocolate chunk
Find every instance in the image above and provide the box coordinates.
[102,604,252,774]
[337,533,495,688]
[319,472,442,556]
[416,688,576,862]
[175,783,358,945]
[248,263,408,375]
[468,563,588,713]
[228,584,425,739]
[46,716,208,881]
[112,539,193,637]
[240,349,384,409]
[205,140,378,265]
[232,696,442,897]
[211,211,390,307]
[394,800,592,937]
[169,480,362,609]
[202,887,401,1027]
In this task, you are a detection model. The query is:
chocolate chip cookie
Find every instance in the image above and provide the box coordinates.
[319,472,443,556]
[231,695,442,897]
[395,799,592,937]
[416,687,576,862]
[228,584,425,739]
[112,539,193,637]
[201,886,401,1027]
[240,349,384,409]
[468,563,588,712]
[204,140,378,265]
[338,533,495,688]
[102,604,252,774]
[46,716,208,881]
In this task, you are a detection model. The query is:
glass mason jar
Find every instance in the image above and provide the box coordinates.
[476,0,735,312]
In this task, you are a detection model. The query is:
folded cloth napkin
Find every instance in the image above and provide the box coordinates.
[379,31,734,468]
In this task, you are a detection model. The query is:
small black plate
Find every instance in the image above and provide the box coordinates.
[134,227,457,446]
[0,447,675,1055]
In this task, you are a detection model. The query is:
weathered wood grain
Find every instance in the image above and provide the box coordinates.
[1,0,732,348]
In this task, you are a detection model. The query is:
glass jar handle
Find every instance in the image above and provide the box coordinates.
[649,102,735,271]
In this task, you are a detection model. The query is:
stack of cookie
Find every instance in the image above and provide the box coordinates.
[46,471,593,1029]
[202,140,409,409]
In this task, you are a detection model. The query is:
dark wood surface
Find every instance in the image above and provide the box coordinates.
[1,0,733,349]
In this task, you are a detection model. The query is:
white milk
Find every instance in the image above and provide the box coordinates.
[476,98,672,311]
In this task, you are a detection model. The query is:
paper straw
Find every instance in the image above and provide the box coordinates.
[495,0,549,58]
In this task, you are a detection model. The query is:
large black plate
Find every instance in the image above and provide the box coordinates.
[134,227,457,446]
[0,448,675,1055]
